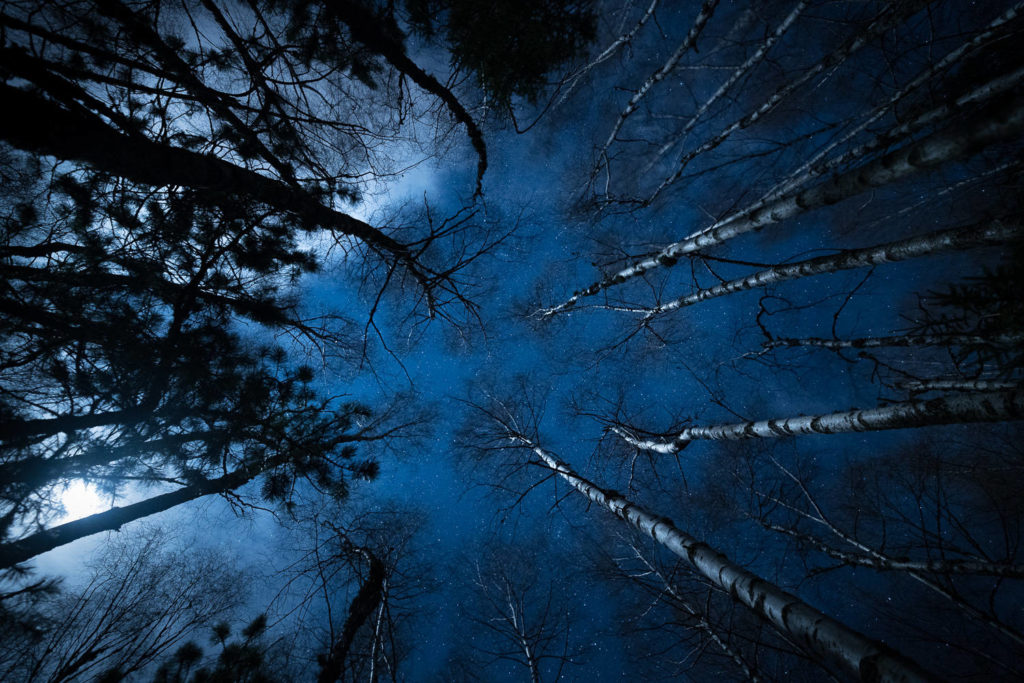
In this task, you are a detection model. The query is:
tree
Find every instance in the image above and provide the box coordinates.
[708,430,1024,680]
[0,0,492,568]
[459,541,585,683]
[0,526,247,682]
[459,391,935,681]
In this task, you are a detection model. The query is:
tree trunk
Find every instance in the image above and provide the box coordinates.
[646,0,809,176]
[765,333,1024,351]
[645,0,931,205]
[767,3,1024,198]
[592,0,720,174]
[636,221,1020,321]
[0,457,280,569]
[541,92,1024,317]
[0,83,410,264]
[512,435,935,682]
[610,389,1024,453]
[318,549,387,683]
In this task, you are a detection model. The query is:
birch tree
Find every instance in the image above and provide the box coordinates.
[541,1,1024,317]
[461,542,583,683]
[460,393,935,682]
[607,389,1024,455]
[723,434,1024,678]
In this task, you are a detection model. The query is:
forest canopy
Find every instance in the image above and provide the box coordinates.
[1,0,1023,680]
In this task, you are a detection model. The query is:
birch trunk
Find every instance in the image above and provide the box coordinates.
[633,221,1020,321]
[0,456,284,569]
[900,379,1020,393]
[765,333,1024,351]
[769,61,1024,201]
[767,3,1024,199]
[610,389,1024,454]
[540,92,1024,317]
[647,0,809,174]
[591,0,720,178]
[512,436,934,682]
[645,1,930,205]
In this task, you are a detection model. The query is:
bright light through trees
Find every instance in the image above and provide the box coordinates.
[57,481,109,524]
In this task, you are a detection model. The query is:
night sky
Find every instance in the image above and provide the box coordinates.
[2,0,1023,681]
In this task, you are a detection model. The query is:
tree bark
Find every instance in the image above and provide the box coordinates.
[645,0,931,205]
[0,457,280,569]
[541,92,1024,317]
[592,0,720,175]
[765,333,1024,351]
[512,435,935,682]
[611,389,1024,453]
[634,221,1020,321]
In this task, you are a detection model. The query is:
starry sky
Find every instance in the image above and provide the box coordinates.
[6,0,1024,680]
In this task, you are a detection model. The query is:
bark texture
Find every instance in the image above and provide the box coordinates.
[542,93,1024,317]
[516,437,935,682]
[613,389,1024,453]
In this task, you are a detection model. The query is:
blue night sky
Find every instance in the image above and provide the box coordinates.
[2,0,1023,681]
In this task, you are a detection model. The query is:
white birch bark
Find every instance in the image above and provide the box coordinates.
[644,1,928,206]
[647,0,809,174]
[590,0,720,180]
[610,389,1024,453]
[628,221,1021,322]
[770,61,1024,202]
[899,379,1020,393]
[765,333,1024,351]
[509,435,934,682]
[559,0,661,104]
[538,93,1024,318]
[766,3,1024,199]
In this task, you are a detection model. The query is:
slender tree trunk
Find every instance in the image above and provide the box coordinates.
[765,333,1024,351]
[0,457,281,569]
[318,549,387,683]
[645,0,931,205]
[647,0,809,173]
[540,92,1024,317]
[510,435,934,682]
[900,379,1020,393]
[767,3,1023,198]
[631,221,1020,321]
[367,578,388,683]
[610,389,1024,454]
[591,0,720,178]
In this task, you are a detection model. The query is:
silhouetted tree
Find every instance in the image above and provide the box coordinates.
[0,526,246,682]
